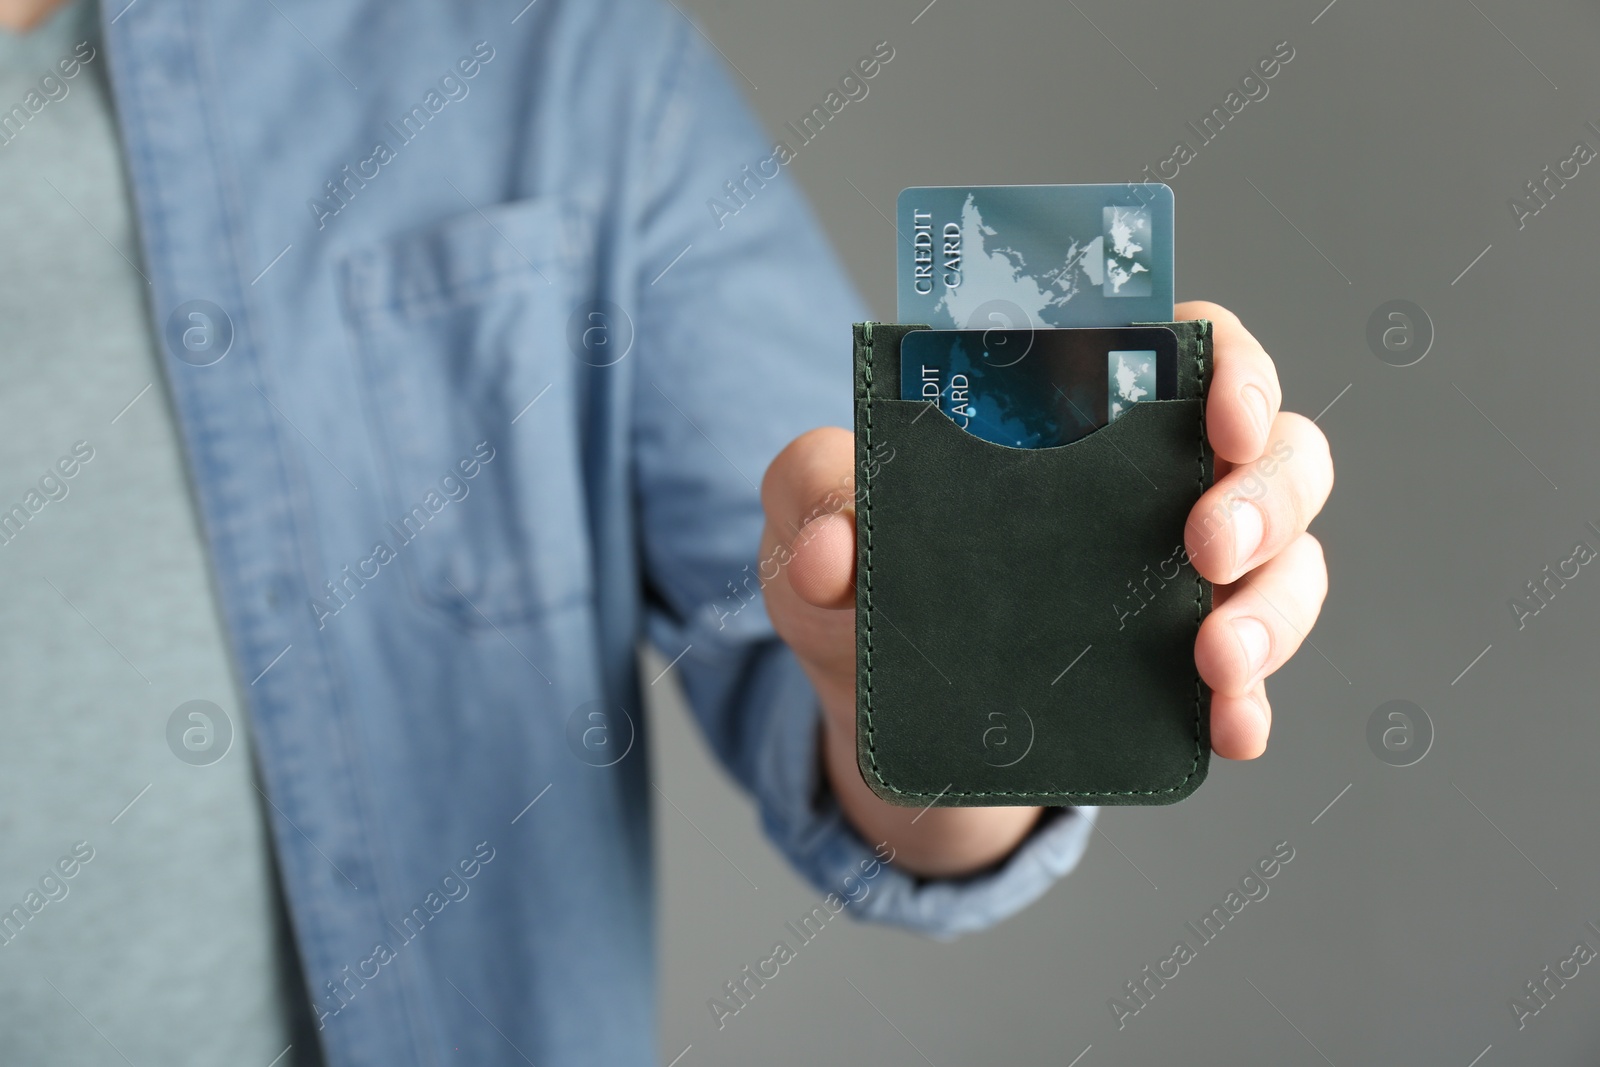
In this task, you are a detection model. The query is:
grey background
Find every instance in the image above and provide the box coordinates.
[651,0,1600,1064]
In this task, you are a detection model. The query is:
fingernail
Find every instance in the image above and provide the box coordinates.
[1241,384,1270,439]
[1231,499,1265,573]
[1233,617,1271,681]
[1249,689,1272,731]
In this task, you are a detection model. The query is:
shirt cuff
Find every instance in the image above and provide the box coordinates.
[752,646,1096,940]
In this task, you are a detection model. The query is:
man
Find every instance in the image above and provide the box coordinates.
[0,0,1332,1063]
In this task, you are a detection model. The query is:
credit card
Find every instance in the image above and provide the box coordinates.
[900,327,1179,448]
[896,184,1174,330]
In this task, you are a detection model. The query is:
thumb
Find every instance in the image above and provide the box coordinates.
[759,427,857,611]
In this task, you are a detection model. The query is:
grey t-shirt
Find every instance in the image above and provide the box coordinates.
[0,2,318,1062]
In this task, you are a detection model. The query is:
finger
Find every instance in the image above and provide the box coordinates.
[759,427,857,610]
[1195,532,1328,698]
[1210,683,1273,760]
[1185,412,1333,585]
[1176,301,1282,465]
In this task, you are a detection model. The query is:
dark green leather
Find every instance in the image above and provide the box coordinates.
[854,320,1214,806]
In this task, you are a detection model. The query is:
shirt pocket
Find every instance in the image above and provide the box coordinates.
[337,197,594,629]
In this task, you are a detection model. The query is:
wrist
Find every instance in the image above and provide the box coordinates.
[803,659,1045,878]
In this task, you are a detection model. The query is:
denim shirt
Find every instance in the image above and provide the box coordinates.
[100,1,1094,1063]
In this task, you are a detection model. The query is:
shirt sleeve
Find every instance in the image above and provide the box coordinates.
[627,8,1094,939]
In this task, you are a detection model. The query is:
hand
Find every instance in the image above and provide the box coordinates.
[759,302,1332,876]
[1174,301,1332,760]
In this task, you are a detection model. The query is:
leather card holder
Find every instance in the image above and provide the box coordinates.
[854,319,1215,807]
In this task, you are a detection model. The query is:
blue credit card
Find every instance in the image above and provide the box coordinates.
[896,184,1174,330]
[900,327,1179,449]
